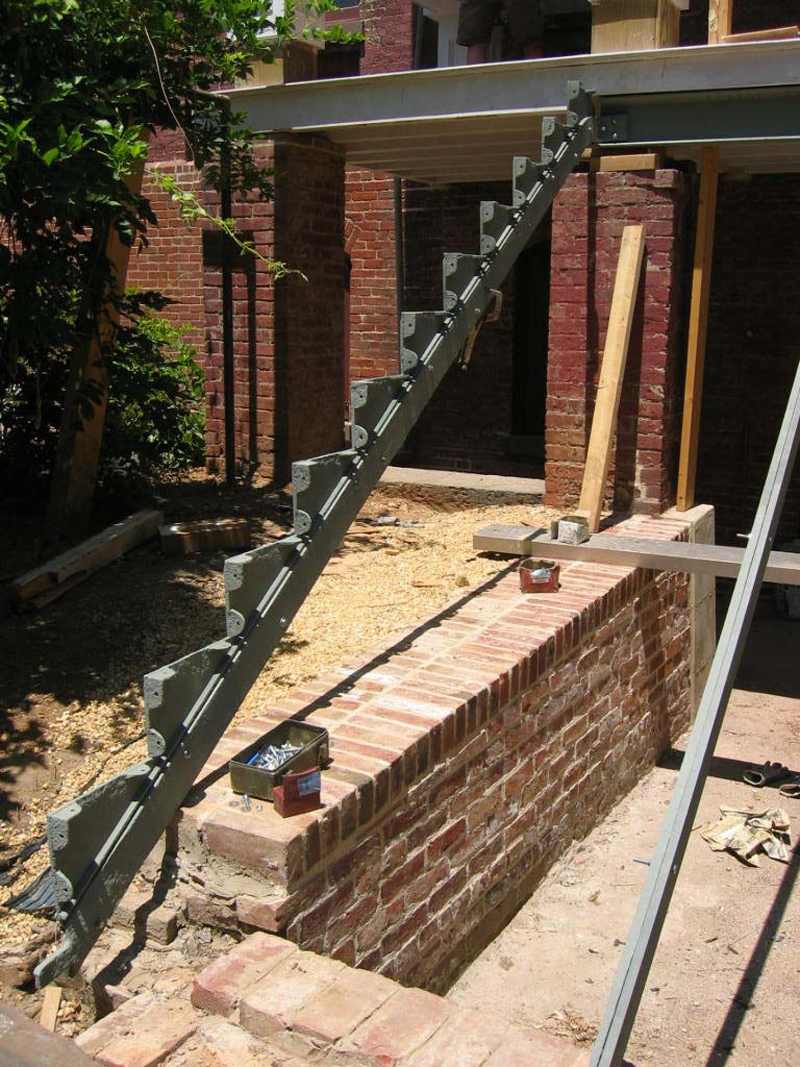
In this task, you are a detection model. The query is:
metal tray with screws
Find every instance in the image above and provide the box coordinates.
[229,720,329,802]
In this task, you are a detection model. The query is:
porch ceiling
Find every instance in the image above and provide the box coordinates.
[226,40,800,184]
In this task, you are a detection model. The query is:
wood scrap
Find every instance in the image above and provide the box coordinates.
[8,509,162,611]
[159,517,251,556]
[38,985,62,1032]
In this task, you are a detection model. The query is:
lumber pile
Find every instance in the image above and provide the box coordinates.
[7,509,162,611]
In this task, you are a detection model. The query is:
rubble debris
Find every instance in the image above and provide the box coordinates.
[699,805,792,866]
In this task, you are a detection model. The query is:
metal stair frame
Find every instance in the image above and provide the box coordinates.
[32,80,596,987]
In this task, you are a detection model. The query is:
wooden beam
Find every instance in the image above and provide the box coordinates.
[591,152,663,172]
[578,224,645,532]
[472,523,800,586]
[721,26,799,44]
[708,0,732,44]
[676,145,720,511]
[8,509,162,609]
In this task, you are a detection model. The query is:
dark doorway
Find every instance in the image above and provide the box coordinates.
[511,242,551,464]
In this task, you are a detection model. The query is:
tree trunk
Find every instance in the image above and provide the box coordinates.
[48,156,147,538]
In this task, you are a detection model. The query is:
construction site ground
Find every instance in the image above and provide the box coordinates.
[451,608,800,1067]
[0,469,555,1015]
[2,471,798,1067]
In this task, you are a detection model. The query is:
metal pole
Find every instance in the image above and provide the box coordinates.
[220,98,236,487]
[590,358,800,1067]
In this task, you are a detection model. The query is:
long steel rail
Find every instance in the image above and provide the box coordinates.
[590,358,800,1066]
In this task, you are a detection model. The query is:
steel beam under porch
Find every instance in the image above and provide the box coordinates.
[225,40,800,184]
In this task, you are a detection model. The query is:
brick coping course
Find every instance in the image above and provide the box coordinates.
[77,931,587,1067]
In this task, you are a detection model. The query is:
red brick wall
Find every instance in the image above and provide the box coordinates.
[346,168,400,386]
[176,511,695,991]
[126,158,205,354]
[202,135,346,479]
[696,175,800,545]
[360,0,415,74]
[545,168,691,514]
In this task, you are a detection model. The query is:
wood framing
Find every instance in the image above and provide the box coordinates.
[472,524,800,586]
[722,26,799,44]
[676,145,720,511]
[708,0,732,44]
[591,0,681,53]
[578,224,645,531]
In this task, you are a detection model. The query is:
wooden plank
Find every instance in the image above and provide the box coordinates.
[591,152,663,172]
[38,986,62,1032]
[578,224,645,532]
[707,0,732,44]
[9,509,163,607]
[722,26,799,43]
[676,145,720,511]
[472,523,800,586]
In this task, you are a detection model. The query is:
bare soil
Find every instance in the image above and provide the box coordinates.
[450,608,800,1067]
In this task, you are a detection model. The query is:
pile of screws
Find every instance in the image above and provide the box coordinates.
[247,740,302,771]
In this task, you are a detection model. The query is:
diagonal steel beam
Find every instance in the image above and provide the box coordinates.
[590,357,800,1067]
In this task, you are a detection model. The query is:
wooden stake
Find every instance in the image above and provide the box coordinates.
[38,986,62,1032]
[676,145,720,511]
[578,224,646,532]
[708,0,732,44]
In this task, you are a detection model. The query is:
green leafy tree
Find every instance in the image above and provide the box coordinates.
[0,0,344,533]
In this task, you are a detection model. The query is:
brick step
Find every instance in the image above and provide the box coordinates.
[76,932,587,1066]
[190,932,588,1067]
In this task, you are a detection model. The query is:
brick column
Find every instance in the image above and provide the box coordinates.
[545,168,690,514]
[360,0,415,74]
[203,135,346,481]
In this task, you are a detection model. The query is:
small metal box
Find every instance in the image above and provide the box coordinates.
[229,720,329,802]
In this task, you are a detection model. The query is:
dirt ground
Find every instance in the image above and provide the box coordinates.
[450,608,800,1067]
[0,470,555,988]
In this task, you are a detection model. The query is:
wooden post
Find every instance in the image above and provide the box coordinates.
[708,0,733,43]
[578,224,646,532]
[48,141,148,537]
[676,146,720,511]
[591,0,681,53]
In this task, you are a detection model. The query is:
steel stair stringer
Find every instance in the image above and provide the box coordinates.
[30,80,596,986]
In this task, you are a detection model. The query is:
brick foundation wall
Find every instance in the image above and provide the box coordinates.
[696,175,800,545]
[545,168,691,514]
[174,510,697,993]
